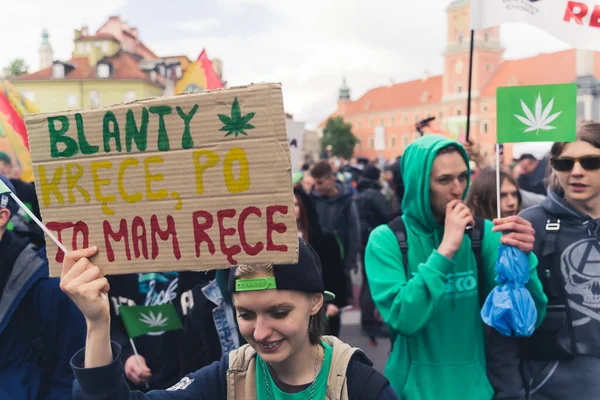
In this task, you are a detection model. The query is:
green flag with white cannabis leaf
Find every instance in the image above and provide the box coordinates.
[497,83,577,144]
[119,304,182,338]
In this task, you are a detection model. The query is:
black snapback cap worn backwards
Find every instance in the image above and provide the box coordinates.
[228,237,335,301]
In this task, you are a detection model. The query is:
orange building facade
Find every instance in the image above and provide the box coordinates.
[327,0,600,164]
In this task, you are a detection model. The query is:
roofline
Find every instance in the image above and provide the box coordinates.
[75,36,119,42]
[10,78,165,88]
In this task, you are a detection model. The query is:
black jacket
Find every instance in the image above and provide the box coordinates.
[311,181,361,271]
[488,189,600,399]
[356,179,394,247]
[107,271,214,390]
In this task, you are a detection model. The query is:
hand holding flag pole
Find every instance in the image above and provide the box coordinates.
[0,179,107,300]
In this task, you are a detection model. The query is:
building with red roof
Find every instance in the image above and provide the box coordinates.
[325,0,599,163]
[11,16,220,112]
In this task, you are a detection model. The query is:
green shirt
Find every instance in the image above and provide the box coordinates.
[256,341,332,400]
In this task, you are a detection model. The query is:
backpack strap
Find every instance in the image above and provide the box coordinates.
[346,360,390,399]
[539,216,565,300]
[387,217,409,278]
[470,217,486,306]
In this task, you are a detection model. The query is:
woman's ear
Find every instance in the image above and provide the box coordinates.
[311,294,324,315]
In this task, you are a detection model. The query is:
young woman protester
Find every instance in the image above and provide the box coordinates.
[488,122,600,399]
[466,168,522,220]
[60,237,397,400]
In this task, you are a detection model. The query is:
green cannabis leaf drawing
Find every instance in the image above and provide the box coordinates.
[514,93,562,135]
[218,97,255,137]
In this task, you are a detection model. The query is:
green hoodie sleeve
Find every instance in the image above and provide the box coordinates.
[365,225,455,337]
[480,219,547,327]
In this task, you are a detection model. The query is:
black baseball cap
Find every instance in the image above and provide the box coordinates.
[228,237,335,301]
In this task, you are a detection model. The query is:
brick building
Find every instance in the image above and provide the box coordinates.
[326,0,600,164]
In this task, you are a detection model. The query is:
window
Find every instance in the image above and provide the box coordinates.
[175,65,182,79]
[483,105,488,112]
[357,121,362,129]
[379,117,384,126]
[390,117,395,125]
[150,71,157,82]
[22,91,35,102]
[101,41,109,53]
[414,114,419,123]
[369,118,374,127]
[90,90,101,108]
[483,122,489,134]
[457,109,462,116]
[403,134,409,147]
[124,91,136,102]
[404,115,408,123]
[390,135,396,148]
[77,42,85,53]
[159,65,166,76]
[66,95,77,108]
[52,64,64,78]
[457,84,463,94]
[368,136,374,149]
[484,32,489,42]
[97,64,110,78]
[458,33,463,44]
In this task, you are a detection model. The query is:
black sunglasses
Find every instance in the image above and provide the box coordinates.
[551,156,600,172]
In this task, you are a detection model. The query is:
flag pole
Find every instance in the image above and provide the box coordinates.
[129,338,151,389]
[465,29,475,143]
[495,144,502,220]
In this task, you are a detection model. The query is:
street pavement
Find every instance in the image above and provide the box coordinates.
[338,268,390,373]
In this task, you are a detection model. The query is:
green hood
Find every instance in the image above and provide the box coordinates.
[401,134,471,233]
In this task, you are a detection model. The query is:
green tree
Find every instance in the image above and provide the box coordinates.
[321,116,359,159]
[3,59,28,78]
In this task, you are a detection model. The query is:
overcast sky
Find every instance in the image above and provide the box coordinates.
[1,0,570,127]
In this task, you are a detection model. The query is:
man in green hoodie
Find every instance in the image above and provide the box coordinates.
[365,135,547,400]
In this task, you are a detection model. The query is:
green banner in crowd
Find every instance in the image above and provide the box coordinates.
[119,303,182,338]
[497,83,577,143]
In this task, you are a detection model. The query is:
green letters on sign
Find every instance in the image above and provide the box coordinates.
[48,116,78,158]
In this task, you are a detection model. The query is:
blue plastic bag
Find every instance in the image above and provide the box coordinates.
[481,244,537,337]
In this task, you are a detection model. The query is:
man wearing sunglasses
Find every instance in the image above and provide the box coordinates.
[489,122,600,400]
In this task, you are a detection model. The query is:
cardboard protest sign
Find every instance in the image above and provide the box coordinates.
[25,83,298,276]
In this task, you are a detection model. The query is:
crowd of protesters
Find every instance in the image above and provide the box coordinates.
[2,121,600,399]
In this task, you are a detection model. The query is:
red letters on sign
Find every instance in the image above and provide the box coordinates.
[104,219,130,262]
[193,210,216,257]
[47,221,90,262]
[266,205,288,252]
[151,215,181,260]
[132,216,149,259]
[217,209,242,265]
[238,206,264,255]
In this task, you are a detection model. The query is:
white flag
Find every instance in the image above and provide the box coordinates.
[471,0,600,51]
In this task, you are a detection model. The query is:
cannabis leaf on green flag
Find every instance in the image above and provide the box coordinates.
[497,83,577,144]
[514,93,562,135]
[218,97,256,137]
[119,304,182,338]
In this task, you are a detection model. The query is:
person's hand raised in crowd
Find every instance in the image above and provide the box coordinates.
[438,200,475,259]
[492,216,536,254]
[60,246,110,325]
[326,304,340,318]
[125,355,153,385]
